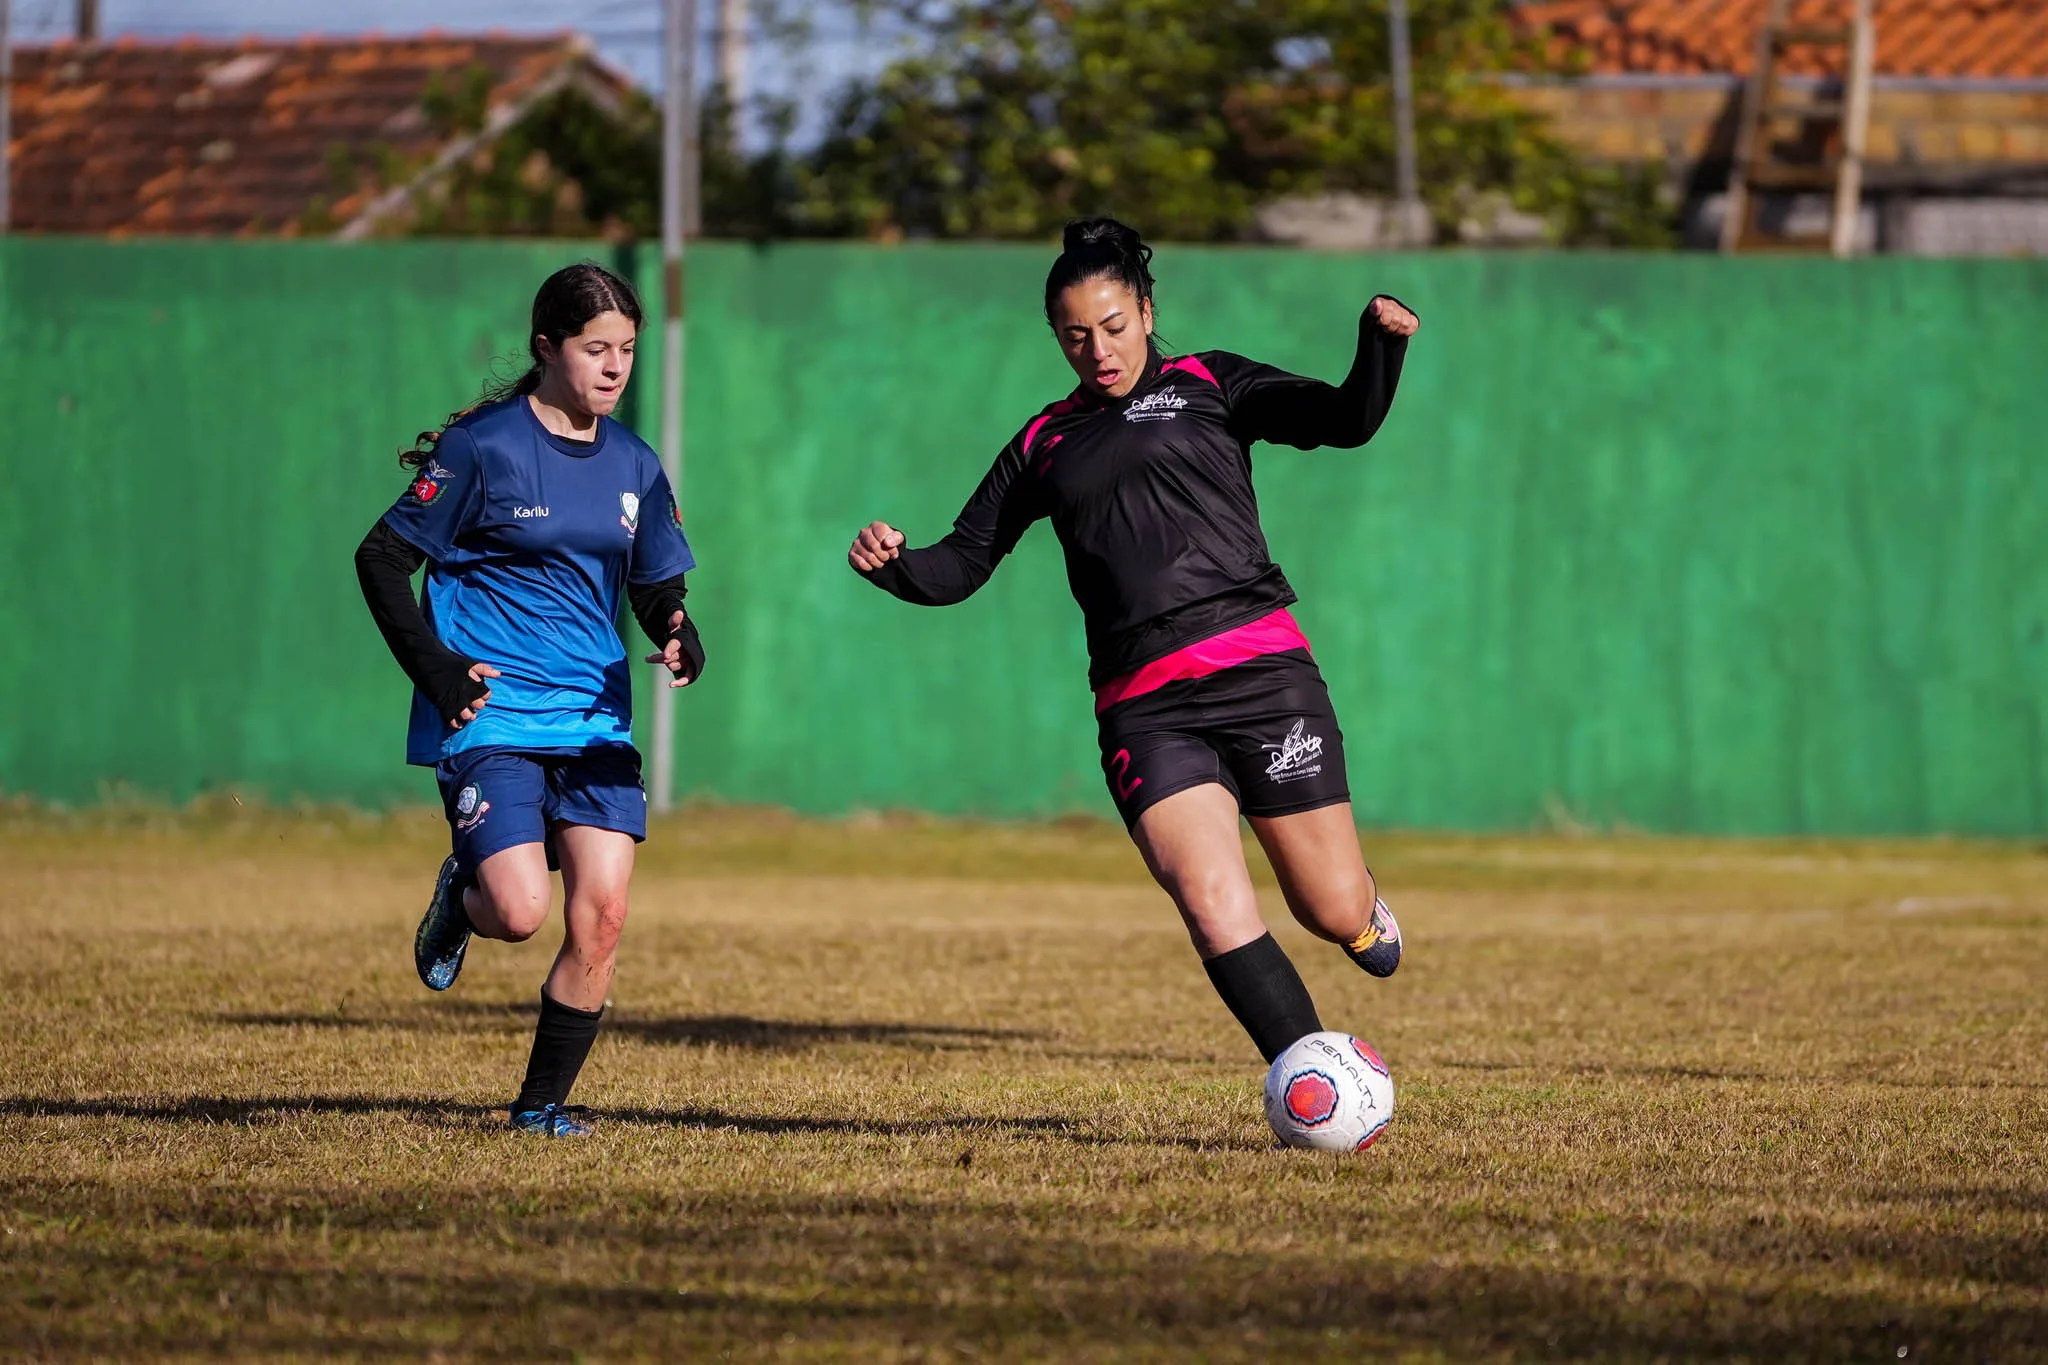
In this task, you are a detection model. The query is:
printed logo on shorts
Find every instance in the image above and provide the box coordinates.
[1125,386,1188,423]
[620,491,641,536]
[1263,718,1325,783]
[455,784,491,833]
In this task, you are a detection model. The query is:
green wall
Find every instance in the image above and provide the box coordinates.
[2,239,2043,834]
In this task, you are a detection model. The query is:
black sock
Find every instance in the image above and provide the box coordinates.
[513,990,605,1112]
[1203,933,1323,1064]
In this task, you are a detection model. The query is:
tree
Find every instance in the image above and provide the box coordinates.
[785,0,1672,245]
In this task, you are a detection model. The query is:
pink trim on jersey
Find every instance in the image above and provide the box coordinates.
[1022,396,1083,459]
[1160,354,1221,388]
[1092,608,1312,714]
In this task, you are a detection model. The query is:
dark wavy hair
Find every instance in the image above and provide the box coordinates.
[1043,217,1157,331]
[401,261,645,469]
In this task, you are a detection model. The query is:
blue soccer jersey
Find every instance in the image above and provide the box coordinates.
[381,397,696,765]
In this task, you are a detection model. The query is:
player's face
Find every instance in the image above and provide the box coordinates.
[545,310,638,417]
[1053,279,1155,399]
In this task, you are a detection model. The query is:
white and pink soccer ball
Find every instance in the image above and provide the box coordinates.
[1264,1030,1395,1151]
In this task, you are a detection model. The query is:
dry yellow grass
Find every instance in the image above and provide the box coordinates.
[2,802,2045,1361]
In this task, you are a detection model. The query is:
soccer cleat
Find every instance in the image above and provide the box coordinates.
[1344,897,1403,978]
[509,1103,595,1138]
[413,855,473,992]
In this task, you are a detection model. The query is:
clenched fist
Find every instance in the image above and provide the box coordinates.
[1368,296,1420,337]
[849,520,906,573]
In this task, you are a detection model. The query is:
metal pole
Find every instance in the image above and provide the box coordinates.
[717,0,746,151]
[76,0,97,41]
[1,0,13,235]
[1831,0,1874,259]
[651,0,696,814]
[1387,0,1425,247]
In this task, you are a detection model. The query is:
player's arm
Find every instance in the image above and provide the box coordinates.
[626,573,704,687]
[1221,296,1420,451]
[627,463,703,687]
[352,521,498,729]
[850,434,1043,605]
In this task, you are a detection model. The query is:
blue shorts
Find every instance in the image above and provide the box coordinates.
[435,746,647,869]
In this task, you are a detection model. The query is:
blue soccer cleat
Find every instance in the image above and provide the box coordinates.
[1343,897,1403,979]
[509,1104,595,1138]
[413,855,473,992]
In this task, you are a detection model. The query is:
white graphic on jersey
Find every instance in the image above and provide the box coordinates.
[1125,386,1189,422]
[620,491,641,536]
[1263,718,1326,783]
[513,505,550,518]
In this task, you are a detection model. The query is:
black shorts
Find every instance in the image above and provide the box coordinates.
[1096,649,1350,828]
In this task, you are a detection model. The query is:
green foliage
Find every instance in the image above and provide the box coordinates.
[786,0,1675,245]
[364,0,1672,246]
[399,86,661,239]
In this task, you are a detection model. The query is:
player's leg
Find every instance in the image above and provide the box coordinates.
[507,748,645,1137]
[1131,782,1265,956]
[1104,686,1328,1063]
[544,823,635,1012]
[1248,802,1399,975]
[417,753,552,990]
[1227,654,1402,978]
[1129,784,1326,1063]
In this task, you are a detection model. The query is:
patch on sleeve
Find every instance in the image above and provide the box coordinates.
[409,458,455,505]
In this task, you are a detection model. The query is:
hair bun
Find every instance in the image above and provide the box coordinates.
[1063,216,1145,261]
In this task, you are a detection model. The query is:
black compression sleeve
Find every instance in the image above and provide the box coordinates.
[353,520,488,725]
[1226,298,1413,450]
[860,435,1044,606]
[864,541,999,606]
[626,573,706,682]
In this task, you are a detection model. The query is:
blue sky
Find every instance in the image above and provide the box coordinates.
[3,0,895,143]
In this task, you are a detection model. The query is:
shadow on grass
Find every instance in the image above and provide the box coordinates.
[220,1005,1040,1053]
[6,1190,2045,1359]
[0,1093,1081,1142]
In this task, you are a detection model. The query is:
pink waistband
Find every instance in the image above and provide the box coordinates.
[1093,608,1312,714]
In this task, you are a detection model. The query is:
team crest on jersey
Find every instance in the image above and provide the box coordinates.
[620,491,641,536]
[408,458,455,505]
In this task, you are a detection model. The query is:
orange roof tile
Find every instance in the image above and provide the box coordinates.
[4,33,630,235]
[1514,0,2048,79]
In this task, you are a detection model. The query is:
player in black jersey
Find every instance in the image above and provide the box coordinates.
[848,218,1419,1066]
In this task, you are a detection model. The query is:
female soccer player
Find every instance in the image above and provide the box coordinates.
[848,218,1418,1066]
[354,262,703,1138]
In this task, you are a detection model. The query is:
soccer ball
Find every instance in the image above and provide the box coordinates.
[1264,1030,1395,1151]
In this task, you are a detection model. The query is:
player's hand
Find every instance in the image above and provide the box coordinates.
[1369,296,1420,337]
[849,521,906,573]
[644,610,703,688]
[449,662,500,729]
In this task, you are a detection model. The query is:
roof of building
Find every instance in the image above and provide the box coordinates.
[1513,0,2048,80]
[5,32,634,236]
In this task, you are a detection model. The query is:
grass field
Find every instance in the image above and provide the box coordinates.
[3,802,2045,1361]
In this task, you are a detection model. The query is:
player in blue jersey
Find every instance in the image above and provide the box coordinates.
[354,263,702,1138]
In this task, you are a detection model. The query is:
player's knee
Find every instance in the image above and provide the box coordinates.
[574,888,631,956]
[498,899,550,943]
[481,882,551,942]
[1168,865,1256,928]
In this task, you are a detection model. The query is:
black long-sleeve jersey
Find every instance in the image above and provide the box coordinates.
[863,304,1411,688]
